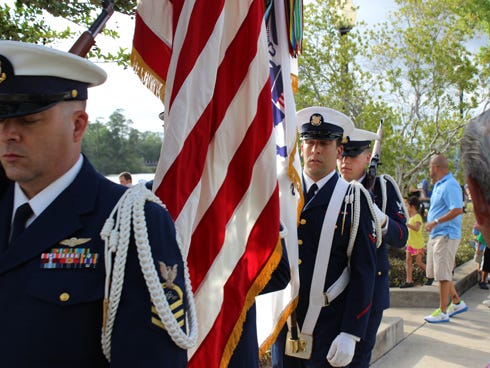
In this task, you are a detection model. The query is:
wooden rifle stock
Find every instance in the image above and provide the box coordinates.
[69,0,115,57]
[69,31,97,57]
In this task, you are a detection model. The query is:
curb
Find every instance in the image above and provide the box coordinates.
[371,316,403,363]
[389,260,479,307]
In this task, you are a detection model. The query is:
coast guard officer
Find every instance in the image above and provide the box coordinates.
[273,107,379,367]
[0,41,193,367]
[337,128,408,367]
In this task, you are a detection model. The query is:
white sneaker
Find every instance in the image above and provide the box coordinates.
[424,308,450,323]
[482,300,490,307]
[447,300,468,317]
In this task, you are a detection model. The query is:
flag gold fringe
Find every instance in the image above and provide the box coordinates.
[256,134,303,356]
[290,72,299,94]
[288,135,304,222]
[258,295,298,357]
[220,236,283,368]
[130,49,166,103]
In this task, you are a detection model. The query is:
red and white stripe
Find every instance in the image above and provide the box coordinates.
[132,1,280,366]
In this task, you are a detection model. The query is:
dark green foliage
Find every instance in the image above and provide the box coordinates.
[82,109,162,176]
[1,1,136,66]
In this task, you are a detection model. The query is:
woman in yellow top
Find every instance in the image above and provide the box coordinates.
[400,196,426,288]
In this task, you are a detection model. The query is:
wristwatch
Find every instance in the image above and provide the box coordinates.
[435,218,440,224]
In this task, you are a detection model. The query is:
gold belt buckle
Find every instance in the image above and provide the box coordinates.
[284,331,313,359]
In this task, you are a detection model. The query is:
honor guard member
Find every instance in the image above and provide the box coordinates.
[272,107,380,368]
[337,128,408,368]
[0,41,196,367]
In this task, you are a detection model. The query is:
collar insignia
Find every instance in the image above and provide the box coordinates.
[60,237,91,247]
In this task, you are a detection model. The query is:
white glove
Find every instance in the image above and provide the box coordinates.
[373,203,387,228]
[326,332,357,367]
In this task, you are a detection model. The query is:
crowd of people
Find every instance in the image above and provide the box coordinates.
[1,40,488,368]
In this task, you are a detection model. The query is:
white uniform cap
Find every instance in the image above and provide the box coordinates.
[348,128,380,142]
[297,106,354,140]
[0,40,106,86]
[0,41,106,118]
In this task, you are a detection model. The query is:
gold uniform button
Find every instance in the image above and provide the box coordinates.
[298,259,302,265]
[298,239,303,245]
[59,292,70,302]
[300,219,306,225]
[377,271,382,276]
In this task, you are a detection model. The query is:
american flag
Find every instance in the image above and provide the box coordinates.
[131,1,280,366]
[256,0,302,355]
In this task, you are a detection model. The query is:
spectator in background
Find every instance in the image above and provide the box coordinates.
[118,171,132,186]
[423,154,467,323]
[400,196,426,288]
[477,230,489,289]
[461,109,490,306]
[471,223,488,289]
[420,178,432,199]
[481,245,490,288]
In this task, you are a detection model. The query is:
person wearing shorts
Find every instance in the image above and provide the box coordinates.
[400,196,426,288]
[423,154,467,323]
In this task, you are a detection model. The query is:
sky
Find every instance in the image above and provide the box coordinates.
[61,0,398,133]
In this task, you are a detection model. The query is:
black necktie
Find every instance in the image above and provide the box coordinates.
[10,203,33,244]
[305,183,318,203]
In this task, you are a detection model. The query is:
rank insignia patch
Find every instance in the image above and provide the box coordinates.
[151,262,185,330]
[40,248,98,269]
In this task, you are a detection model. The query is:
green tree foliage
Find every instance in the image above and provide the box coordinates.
[82,109,162,176]
[364,0,488,191]
[299,0,401,178]
[451,0,490,78]
[0,2,71,43]
[299,0,490,193]
[1,0,136,65]
[3,0,490,191]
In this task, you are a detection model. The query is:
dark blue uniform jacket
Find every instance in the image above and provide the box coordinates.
[0,159,188,367]
[366,175,408,311]
[280,172,377,367]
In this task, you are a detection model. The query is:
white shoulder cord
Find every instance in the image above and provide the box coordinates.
[342,183,359,259]
[379,174,409,219]
[100,184,198,361]
[379,175,388,213]
[344,181,382,258]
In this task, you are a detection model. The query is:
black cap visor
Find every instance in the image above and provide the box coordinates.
[0,74,88,119]
[342,143,370,157]
[300,131,343,141]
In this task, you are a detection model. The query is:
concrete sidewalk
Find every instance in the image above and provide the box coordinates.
[371,261,490,367]
[259,261,490,368]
